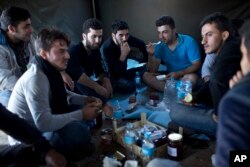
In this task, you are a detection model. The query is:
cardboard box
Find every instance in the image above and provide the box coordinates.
[112,112,168,159]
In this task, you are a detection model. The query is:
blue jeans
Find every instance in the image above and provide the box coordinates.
[43,121,94,161]
[170,105,217,137]
[0,90,12,107]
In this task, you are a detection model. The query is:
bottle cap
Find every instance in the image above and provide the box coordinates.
[168,133,182,141]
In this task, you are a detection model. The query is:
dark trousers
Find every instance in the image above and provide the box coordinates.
[0,144,40,167]
[192,79,213,106]
[43,121,95,161]
[112,66,146,94]
[74,82,107,103]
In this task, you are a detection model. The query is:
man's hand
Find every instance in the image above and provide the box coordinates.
[45,149,67,167]
[229,70,244,89]
[84,96,103,107]
[203,75,210,82]
[212,113,218,123]
[146,42,155,55]
[166,71,183,79]
[120,42,130,61]
[60,71,74,91]
[102,103,113,118]
[102,77,113,98]
[81,103,101,120]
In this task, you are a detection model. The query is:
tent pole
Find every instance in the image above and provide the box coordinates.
[92,0,96,18]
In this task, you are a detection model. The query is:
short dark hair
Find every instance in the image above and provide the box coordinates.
[200,12,233,36]
[82,18,103,34]
[239,20,250,59]
[35,27,70,53]
[111,20,129,34]
[155,15,175,29]
[0,6,31,31]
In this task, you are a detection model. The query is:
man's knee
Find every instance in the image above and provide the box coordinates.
[169,110,186,125]
[63,121,91,144]
[51,121,92,150]
[182,73,199,85]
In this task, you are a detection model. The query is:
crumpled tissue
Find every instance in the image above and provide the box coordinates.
[103,156,122,167]
[124,160,138,167]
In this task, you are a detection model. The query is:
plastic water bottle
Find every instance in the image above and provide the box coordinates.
[135,71,141,94]
[142,132,155,167]
[113,100,122,119]
[124,122,136,159]
[112,99,123,127]
[124,123,136,145]
[163,77,176,111]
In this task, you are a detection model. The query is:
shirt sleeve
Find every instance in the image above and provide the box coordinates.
[186,37,201,63]
[66,45,86,81]
[100,43,127,79]
[24,72,82,132]
[0,49,19,90]
[67,90,86,106]
[201,53,216,78]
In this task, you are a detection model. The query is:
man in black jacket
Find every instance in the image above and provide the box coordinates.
[101,20,148,94]
[215,19,250,167]
[0,103,66,167]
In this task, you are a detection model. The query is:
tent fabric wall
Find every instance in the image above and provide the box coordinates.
[95,0,250,43]
[1,0,250,44]
[0,0,93,43]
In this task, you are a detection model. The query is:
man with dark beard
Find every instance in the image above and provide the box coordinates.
[101,20,148,94]
[65,18,112,102]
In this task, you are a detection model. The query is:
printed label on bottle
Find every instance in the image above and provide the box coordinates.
[167,146,177,157]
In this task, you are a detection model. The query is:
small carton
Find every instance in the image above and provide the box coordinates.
[112,112,168,159]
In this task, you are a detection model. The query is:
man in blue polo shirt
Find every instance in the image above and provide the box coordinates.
[143,15,201,92]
